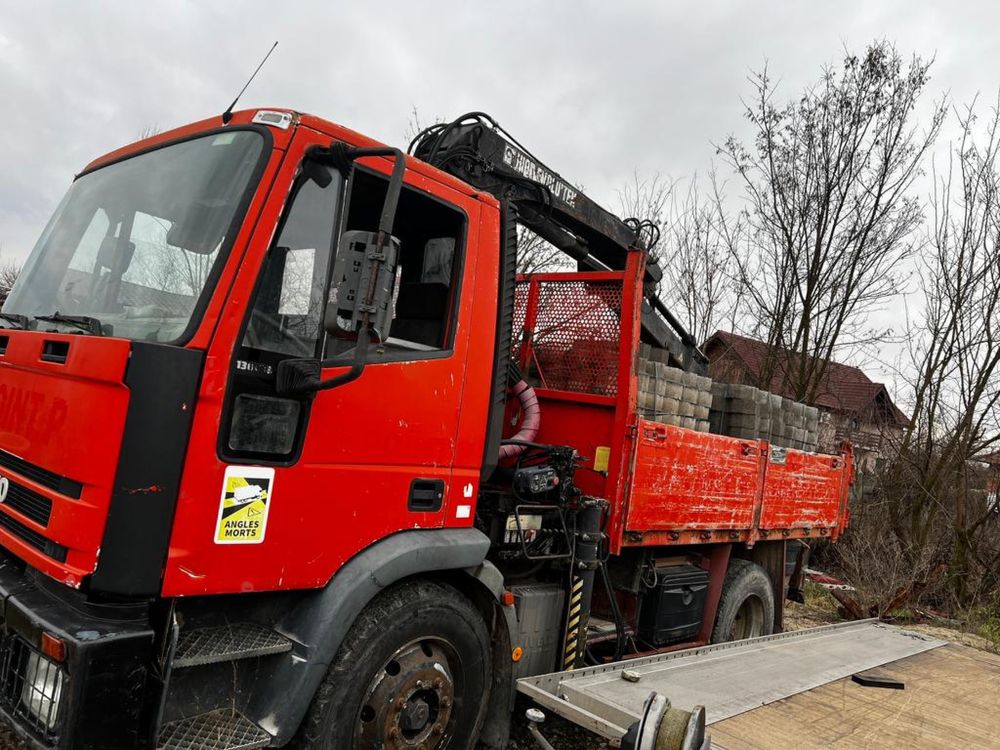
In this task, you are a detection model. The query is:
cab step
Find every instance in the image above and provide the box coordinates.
[173,622,292,668]
[158,710,271,750]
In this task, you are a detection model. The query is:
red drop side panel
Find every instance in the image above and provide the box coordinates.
[626,420,762,531]
[758,450,849,531]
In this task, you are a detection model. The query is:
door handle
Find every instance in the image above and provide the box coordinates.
[408,479,445,512]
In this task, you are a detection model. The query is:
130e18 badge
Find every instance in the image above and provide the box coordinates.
[214,466,274,544]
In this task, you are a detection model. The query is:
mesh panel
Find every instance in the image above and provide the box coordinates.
[0,635,65,742]
[511,280,530,360]
[515,278,624,397]
[158,710,270,750]
[174,623,292,667]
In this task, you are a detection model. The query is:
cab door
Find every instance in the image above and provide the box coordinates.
[165,136,491,595]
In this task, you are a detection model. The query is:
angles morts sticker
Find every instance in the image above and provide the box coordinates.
[214,466,274,544]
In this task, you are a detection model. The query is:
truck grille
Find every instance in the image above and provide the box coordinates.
[4,480,52,527]
[0,634,65,743]
[0,449,82,499]
[0,513,67,563]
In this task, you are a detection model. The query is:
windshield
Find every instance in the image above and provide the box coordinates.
[4,130,265,342]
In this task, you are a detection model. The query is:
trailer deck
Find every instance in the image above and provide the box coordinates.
[516,620,946,741]
[710,641,1000,749]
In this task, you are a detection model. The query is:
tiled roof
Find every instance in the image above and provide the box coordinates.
[703,330,909,426]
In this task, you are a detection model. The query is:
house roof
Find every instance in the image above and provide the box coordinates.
[703,330,910,426]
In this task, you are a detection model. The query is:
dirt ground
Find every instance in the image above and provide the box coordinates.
[0,723,21,750]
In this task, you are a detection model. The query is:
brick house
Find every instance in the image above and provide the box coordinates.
[702,331,909,489]
[979,451,1000,512]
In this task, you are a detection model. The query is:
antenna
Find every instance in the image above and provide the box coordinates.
[222,41,279,124]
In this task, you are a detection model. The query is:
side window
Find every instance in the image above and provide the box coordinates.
[224,163,342,461]
[242,165,342,358]
[325,169,465,360]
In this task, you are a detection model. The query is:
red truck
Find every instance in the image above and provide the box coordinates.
[0,108,852,750]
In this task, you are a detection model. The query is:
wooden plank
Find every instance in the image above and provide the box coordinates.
[710,644,1000,749]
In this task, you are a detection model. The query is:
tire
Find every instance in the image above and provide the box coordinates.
[296,579,492,750]
[710,559,775,643]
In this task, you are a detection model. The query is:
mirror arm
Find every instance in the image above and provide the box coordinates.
[311,144,407,235]
[274,331,371,396]
[314,329,371,391]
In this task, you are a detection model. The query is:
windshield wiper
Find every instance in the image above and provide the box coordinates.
[34,313,104,336]
[0,313,29,330]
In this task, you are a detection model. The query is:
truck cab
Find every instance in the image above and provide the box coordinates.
[0,109,512,749]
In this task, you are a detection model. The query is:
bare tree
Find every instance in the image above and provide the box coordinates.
[0,246,21,307]
[516,226,572,275]
[617,170,672,267]
[404,105,441,148]
[718,42,945,402]
[617,171,743,343]
[873,98,1000,609]
[662,175,743,343]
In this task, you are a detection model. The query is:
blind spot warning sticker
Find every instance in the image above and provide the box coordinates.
[214,466,275,544]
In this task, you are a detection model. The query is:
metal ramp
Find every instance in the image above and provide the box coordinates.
[516,619,946,741]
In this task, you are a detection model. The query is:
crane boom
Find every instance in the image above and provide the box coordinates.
[409,113,707,373]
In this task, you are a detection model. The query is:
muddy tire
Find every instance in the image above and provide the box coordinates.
[710,559,775,643]
[296,579,492,750]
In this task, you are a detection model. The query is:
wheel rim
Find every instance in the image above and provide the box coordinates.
[356,637,459,749]
[730,595,765,640]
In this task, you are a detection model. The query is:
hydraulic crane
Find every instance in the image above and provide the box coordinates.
[409,112,709,374]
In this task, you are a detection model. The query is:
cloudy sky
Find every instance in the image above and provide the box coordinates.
[0,1,995,270]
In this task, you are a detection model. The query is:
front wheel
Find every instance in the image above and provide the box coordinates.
[296,579,492,750]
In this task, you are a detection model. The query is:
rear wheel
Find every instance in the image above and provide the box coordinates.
[710,559,775,643]
[297,580,492,750]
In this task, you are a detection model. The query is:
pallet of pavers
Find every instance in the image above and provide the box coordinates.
[709,383,820,451]
[636,345,712,432]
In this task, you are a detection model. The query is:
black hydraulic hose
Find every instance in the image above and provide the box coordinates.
[600,559,627,662]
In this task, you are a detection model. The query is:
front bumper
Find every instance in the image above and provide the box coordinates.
[0,554,155,749]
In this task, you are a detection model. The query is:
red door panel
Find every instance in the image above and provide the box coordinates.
[164,127,492,597]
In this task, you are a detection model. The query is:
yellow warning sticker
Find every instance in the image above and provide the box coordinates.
[594,446,611,473]
[214,466,274,544]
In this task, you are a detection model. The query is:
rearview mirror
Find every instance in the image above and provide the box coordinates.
[325,229,400,341]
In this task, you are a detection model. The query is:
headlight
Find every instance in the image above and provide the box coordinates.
[21,652,63,730]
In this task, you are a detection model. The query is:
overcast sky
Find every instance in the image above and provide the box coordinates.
[3,0,998,262]
[1,1,997,382]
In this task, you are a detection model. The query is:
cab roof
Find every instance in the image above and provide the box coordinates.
[81,108,498,208]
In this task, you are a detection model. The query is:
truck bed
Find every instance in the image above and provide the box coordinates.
[513,270,853,552]
[625,419,850,547]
